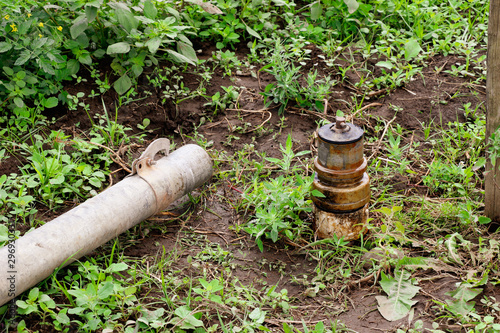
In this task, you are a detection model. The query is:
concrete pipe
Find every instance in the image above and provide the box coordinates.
[0,141,212,306]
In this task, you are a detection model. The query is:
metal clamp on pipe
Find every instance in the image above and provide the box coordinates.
[127,138,172,214]
[0,140,213,306]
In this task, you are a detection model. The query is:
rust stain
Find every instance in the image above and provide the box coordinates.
[314,204,369,240]
[313,121,371,240]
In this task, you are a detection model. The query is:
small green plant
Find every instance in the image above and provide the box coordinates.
[243,173,312,251]
[200,12,244,49]
[51,260,140,331]
[265,134,310,173]
[19,131,108,209]
[213,50,242,76]
[193,278,224,304]
[195,242,233,266]
[168,305,204,330]
[205,85,240,114]
[423,159,474,197]
[89,100,131,148]
[260,49,303,114]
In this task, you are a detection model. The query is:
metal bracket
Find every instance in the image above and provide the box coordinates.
[127,138,170,178]
[126,138,171,213]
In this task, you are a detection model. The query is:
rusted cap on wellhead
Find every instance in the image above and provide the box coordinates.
[318,117,364,144]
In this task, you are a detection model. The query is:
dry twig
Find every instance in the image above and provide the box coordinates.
[367,116,397,161]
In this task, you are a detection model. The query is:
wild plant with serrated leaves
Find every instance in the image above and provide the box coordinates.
[243,173,312,251]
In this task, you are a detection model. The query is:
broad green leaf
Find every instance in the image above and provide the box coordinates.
[0,225,8,242]
[93,48,105,58]
[13,97,24,108]
[28,288,40,301]
[246,25,261,39]
[39,58,56,75]
[249,308,266,324]
[285,133,293,151]
[70,16,88,39]
[89,177,102,187]
[50,175,65,185]
[445,283,483,317]
[16,320,26,331]
[265,157,282,164]
[311,1,322,20]
[445,298,475,317]
[14,50,31,66]
[177,41,198,64]
[67,306,85,315]
[66,59,80,76]
[115,7,139,33]
[131,64,143,78]
[39,294,55,308]
[111,62,126,75]
[146,37,162,54]
[144,0,158,19]
[113,74,132,95]
[478,216,492,224]
[473,157,486,171]
[376,61,394,70]
[21,87,36,96]
[97,281,114,300]
[54,309,70,325]
[0,42,12,53]
[315,321,325,333]
[295,150,311,157]
[3,67,13,76]
[404,39,422,60]
[107,42,130,55]
[16,300,29,310]
[311,189,326,198]
[343,0,359,14]
[447,283,482,302]
[166,49,195,66]
[47,51,65,64]
[75,34,90,49]
[174,306,203,328]
[32,37,48,50]
[283,323,294,333]
[78,51,92,65]
[85,5,98,23]
[124,286,136,296]
[256,237,264,252]
[270,227,279,242]
[18,21,31,35]
[107,262,128,273]
[44,97,58,108]
[376,270,420,321]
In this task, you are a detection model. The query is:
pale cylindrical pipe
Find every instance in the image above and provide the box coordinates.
[0,144,212,306]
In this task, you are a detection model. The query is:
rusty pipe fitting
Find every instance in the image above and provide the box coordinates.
[312,117,370,240]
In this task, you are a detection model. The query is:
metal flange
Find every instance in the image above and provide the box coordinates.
[129,138,171,177]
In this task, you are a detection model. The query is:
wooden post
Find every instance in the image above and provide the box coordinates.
[486,0,500,221]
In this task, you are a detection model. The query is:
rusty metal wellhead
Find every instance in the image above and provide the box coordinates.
[312,117,371,240]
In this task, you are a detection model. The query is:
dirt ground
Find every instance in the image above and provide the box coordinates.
[2,44,496,332]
